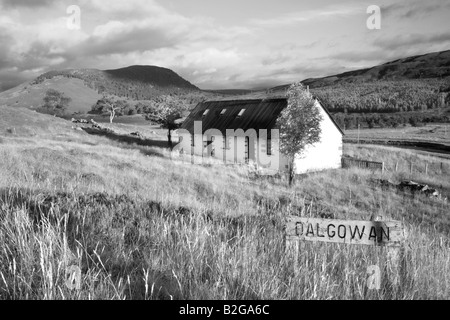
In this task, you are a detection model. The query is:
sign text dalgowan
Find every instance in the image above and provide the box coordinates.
[286,217,404,247]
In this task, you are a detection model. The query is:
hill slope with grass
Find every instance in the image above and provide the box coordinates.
[0,66,203,116]
[0,106,449,299]
[303,50,450,87]
[0,104,75,137]
[0,78,102,115]
[263,49,450,91]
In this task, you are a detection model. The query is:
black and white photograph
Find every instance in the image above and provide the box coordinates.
[0,0,449,306]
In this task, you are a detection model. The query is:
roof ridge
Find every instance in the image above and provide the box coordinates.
[202,97,287,104]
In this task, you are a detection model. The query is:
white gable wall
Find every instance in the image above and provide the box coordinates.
[292,100,343,174]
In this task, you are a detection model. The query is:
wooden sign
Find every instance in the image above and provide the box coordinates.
[286,216,404,247]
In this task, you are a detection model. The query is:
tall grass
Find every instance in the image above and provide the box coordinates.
[345,144,450,197]
[0,132,449,299]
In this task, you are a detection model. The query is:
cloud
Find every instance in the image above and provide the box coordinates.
[374,33,450,50]
[137,46,244,88]
[76,21,182,56]
[0,0,56,8]
[260,41,321,67]
[0,68,32,91]
[322,32,450,75]
[0,32,13,69]
[249,5,361,27]
[0,0,449,91]
[383,0,450,19]
[0,0,254,89]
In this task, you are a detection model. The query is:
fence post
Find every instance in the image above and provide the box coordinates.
[382,162,385,173]
[395,162,398,172]
[373,215,404,291]
[425,163,428,176]
[287,240,300,277]
[387,246,401,289]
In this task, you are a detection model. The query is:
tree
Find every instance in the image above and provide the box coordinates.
[90,97,123,123]
[409,116,419,127]
[276,82,323,186]
[107,103,120,123]
[90,98,108,114]
[145,95,188,149]
[42,89,71,116]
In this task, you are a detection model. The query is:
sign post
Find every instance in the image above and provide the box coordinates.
[285,216,406,288]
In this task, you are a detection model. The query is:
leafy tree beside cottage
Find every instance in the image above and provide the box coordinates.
[276,82,323,186]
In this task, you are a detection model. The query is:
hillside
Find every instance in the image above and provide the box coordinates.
[104,65,198,90]
[0,66,204,116]
[302,50,450,88]
[0,78,102,114]
[0,105,75,137]
[31,66,199,97]
[304,49,450,114]
[259,50,450,128]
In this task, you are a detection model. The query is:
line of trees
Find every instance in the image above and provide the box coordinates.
[312,79,450,113]
[333,112,450,130]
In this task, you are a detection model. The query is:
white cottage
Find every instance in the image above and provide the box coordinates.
[175,98,343,175]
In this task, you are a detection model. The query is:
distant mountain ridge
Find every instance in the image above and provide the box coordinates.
[31,65,199,99]
[303,50,450,88]
[1,50,450,120]
[104,65,198,89]
[0,65,204,115]
[262,50,450,92]
[298,50,450,128]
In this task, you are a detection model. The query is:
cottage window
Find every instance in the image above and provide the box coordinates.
[220,109,227,115]
[237,109,246,117]
[203,109,210,116]
[267,139,272,156]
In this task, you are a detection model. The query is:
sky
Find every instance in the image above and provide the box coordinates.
[0,0,449,91]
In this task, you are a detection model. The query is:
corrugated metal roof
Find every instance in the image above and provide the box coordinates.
[180,98,344,136]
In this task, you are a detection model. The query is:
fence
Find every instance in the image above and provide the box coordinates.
[342,156,449,176]
[384,160,449,176]
[342,157,384,172]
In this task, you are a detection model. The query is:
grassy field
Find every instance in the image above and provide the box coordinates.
[0,107,449,299]
[345,144,450,184]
